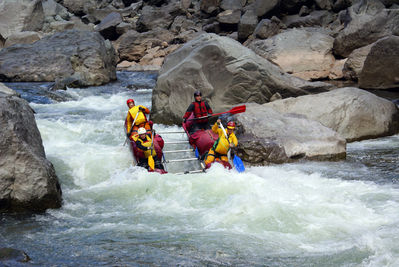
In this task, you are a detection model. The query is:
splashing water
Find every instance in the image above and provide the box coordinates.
[2,72,399,266]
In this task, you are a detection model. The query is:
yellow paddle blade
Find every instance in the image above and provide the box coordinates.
[148,155,155,171]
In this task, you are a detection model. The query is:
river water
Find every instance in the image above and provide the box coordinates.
[1,72,398,266]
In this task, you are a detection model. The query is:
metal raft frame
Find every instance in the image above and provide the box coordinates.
[157,130,205,174]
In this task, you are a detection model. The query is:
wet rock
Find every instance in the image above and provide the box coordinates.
[0,247,30,263]
[0,84,62,212]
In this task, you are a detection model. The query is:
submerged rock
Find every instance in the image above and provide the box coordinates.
[0,247,30,264]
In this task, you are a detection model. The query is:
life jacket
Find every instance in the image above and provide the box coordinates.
[193,101,209,123]
[136,135,156,158]
[127,105,147,132]
[212,135,231,155]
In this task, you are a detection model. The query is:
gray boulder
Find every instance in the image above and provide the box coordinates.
[217,9,241,24]
[0,30,117,88]
[343,43,373,80]
[235,104,346,164]
[151,33,334,125]
[136,5,174,32]
[0,0,44,40]
[253,17,283,39]
[265,87,399,142]
[333,0,399,57]
[3,31,41,48]
[0,84,62,212]
[94,12,123,40]
[254,0,279,17]
[200,0,221,14]
[282,10,334,28]
[249,28,335,80]
[220,0,245,10]
[359,35,399,89]
[238,9,258,40]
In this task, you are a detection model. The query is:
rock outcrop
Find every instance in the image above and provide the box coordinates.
[249,28,336,80]
[0,30,117,89]
[235,104,346,164]
[0,83,62,212]
[265,87,399,142]
[151,33,333,125]
[358,35,399,89]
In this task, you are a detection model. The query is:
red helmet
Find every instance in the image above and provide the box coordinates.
[227,121,235,129]
[126,99,134,106]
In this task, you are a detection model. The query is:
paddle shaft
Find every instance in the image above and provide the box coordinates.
[188,105,246,121]
[148,130,155,170]
[219,122,232,164]
[124,111,140,146]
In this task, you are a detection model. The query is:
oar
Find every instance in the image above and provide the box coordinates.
[123,111,140,146]
[188,105,246,121]
[148,130,155,171]
[219,122,245,173]
[219,122,233,165]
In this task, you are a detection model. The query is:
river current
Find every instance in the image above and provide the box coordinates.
[1,72,398,266]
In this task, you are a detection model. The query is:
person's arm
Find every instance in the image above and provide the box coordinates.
[126,112,132,134]
[230,133,238,147]
[205,102,213,114]
[183,103,194,119]
[135,138,152,150]
[212,119,220,133]
[139,105,150,114]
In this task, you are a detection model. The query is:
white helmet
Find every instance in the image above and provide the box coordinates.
[137,127,146,135]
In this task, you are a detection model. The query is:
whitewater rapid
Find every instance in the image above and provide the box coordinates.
[2,72,399,266]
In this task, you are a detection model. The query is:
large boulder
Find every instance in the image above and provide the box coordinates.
[333,0,399,57]
[0,84,62,212]
[3,31,41,48]
[282,10,334,28]
[136,5,175,32]
[0,30,117,88]
[115,28,175,61]
[0,0,44,40]
[235,104,346,164]
[248,28,336,80]
[151,33,334,125]
[265,87,399,142]
[359,35,399,89]
[343,43,372,80]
